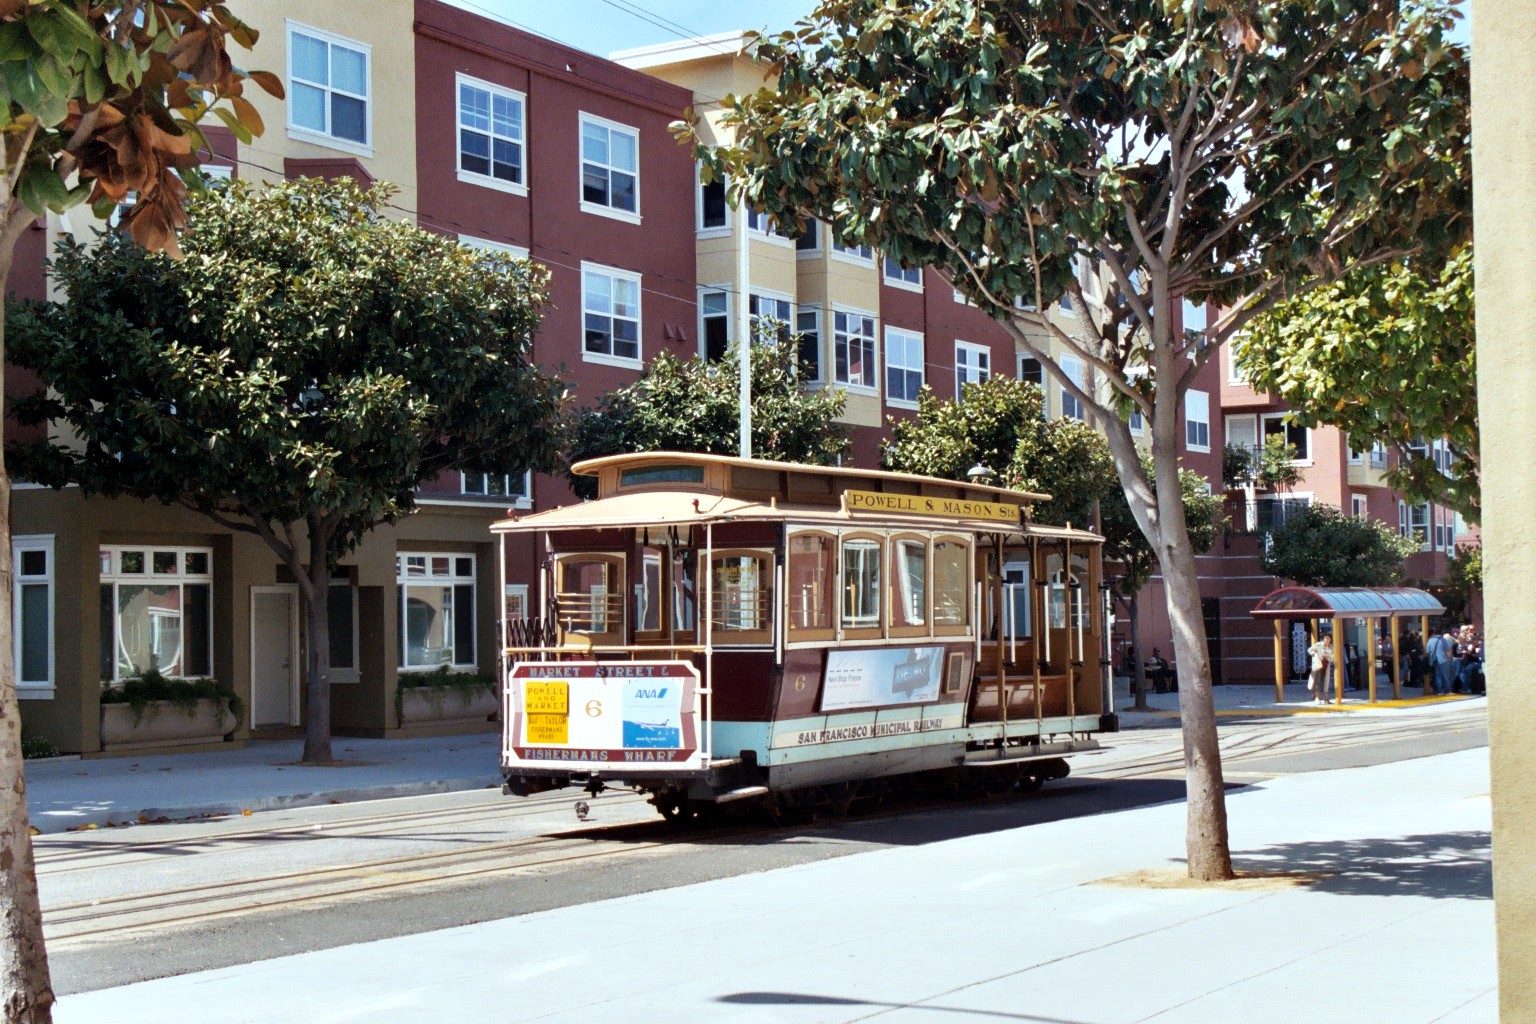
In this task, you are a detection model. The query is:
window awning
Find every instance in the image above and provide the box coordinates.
[1250,586,1446,620]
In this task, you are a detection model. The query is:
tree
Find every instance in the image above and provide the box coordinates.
[701,0,1467,879]
[1442,543,1482,620]
[0,5,276,1019]
[8,178,565,769]
[566,336,848,498]
[1261,504,1418,587]
[1239,245,1477,519]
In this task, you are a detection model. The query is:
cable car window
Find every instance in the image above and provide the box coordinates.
[554,553,624,642]
[709,550,772,645]
[842,537,882,631]
[891,537,927,630]
[620,465,705,488]
[1003,557,1032,638]
[932,537,971,632]
[637,548,663,634]
[787,532,835,639]
[671,550,696,633]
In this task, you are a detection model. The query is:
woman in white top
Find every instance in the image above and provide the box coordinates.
[1307,635,1333,703]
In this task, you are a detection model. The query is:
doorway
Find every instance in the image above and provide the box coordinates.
[251,586,299,728]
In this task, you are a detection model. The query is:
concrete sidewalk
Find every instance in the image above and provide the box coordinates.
[1115,680,1482,724]
[24,733,501,833]
[55,746,1495,1024]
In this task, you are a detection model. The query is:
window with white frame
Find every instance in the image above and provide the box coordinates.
[397,553,476,670]
[796,220,820,255]
[1185,390,1211,451]
[1351,494,1368,518]
[831,221,874,263]
[749,293,792,344]
[955,341,991,398]
[1435,506,1450,550]
[582,263,641,365]
[886,328,924,407]
[745,208,791,239]
[460,470,532,508]
[698,170,727,232]
[457,74,524,192]
[1370,441,1388,469]
[1228,335,1249,384]
[288,23,369,149]
[700,288,729,361]
[1017,355,1044,390]
[99,546,213,682]
[883,257,921,291]
[579,114,639,218]
[328,569,359,683]
[504,583,530,623]
[1409,503,1431,550]
[13,536,52,695]
[1060,355,1087,421]
[1126,367,1147,434]
[796,306,822,382]
[1262,415,1310,462]
[833,310,877,389]
[459,235,529,260]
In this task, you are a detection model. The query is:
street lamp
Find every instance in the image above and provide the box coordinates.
[966,463,994,485]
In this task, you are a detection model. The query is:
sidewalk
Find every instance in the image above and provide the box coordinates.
[1115,680,1482,725]
[53,745,1495,1023]
[24,733,501,834]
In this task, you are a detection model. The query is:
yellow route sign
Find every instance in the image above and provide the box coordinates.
[525,713,569,745]
[843,489,1021,523]
[524,681,569,714]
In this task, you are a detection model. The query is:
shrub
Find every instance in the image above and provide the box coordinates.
[100,669,243,732]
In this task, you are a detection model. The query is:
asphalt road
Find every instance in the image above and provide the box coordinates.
[45,702,1488,996]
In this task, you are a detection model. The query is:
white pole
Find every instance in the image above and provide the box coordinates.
[737,193,752,458]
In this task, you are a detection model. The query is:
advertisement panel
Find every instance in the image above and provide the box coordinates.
[820,646,945,711]
[503,661,702,772]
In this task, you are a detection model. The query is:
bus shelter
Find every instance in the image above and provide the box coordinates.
[1250,587,1446,704]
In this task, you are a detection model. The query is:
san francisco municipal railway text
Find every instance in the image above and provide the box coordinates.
[794,718,947,746]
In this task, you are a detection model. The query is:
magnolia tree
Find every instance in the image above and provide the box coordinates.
[0,4,277,1019]
[1262,504,1419,586]
[701,0,1468,879]
[9,179,565,766]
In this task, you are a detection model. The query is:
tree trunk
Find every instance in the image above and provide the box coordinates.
[299,517,333,764]
[0,228,56,1021]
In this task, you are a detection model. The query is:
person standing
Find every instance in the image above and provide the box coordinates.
[1402,630,1423,689]
[1146,647,1170,694]
[1307,634,1333,703]
[1427,629,1459,695]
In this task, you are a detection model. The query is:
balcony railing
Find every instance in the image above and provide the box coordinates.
[1224,497,1310,535]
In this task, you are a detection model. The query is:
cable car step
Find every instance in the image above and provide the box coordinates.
[962,742,1097,767]
[710,785,770,804]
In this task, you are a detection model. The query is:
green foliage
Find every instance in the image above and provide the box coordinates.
[19,733,58,760]
[1222,444,1252,489]
[1240,246,1477,519]
[100,669,243,732]
[1442,544,1482,617]
[1102,451,1225,598]
[394,666,497,721]
[566,338,848,498]
[9,178,566,568]
[1261,504,1419,587]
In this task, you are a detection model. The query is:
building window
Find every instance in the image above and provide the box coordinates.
[955,341,991,398]
[287,23,369,150]
[581,263,641,366]
[700,288,729,361]
[1228,335,1249,384]
[886,328,924,408]
[99,546,213,682]
[328,572,359,683]
[796,306,822,382]
[883,257,922,291]
[456,74,524,193]
[13,536,52,696]
[833,309,877,389]
[1185,390,1211,451]
[831,221,874,263]
[504,583,530,623]
[1262,415,1310,462]
[698,171,727,231]
[461,471,532,508]
[1351,495,1368,519]
[1370,442,1388,469]
[796,220,820,255]
[749,293,792,344]
[1017,356,1044,389]
[1409,503,1431,550]
[1060,356,1087,421]
[459,235,529,260]
[579,113,639,219]
[746,209,791,239]
[397,553,476,670]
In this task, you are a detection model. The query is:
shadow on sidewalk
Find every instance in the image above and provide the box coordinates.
[720,992,1094,1023]
[1232,830,1491,900]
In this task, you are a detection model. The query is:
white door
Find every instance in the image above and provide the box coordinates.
[251,587,299,728]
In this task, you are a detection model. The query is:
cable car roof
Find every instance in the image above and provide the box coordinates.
[1249,586,1446,620]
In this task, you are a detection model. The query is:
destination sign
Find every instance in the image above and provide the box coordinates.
[843,489,1021,523]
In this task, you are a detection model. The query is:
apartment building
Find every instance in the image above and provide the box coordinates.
[7,0,696,754]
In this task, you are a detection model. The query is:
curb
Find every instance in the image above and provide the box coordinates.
[30,774,503,835]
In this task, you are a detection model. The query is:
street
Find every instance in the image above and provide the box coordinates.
[43,701,1489,997]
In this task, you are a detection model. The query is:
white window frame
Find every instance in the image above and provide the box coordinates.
[1261,413,1312,465]
[1409,503,1431,551]
[830,223,875,266]
[1351,495,1368,519]
[285,21,372,156]
[460,470,532,510]
[504,583,530,622]
[455,73,527,196]
[459,235,530,260]
[696,165,729,236]
[1185,389,1211,452]
[748,291,794,345]
[13,535,53,698]
[882,256,922,292]
[99,545,215,682]
[1227,336,1249,385]
[698,286,731,361]
[795,219,821,258]
[831,306,878,392]
[885,327,924,409]
[745,208,793,245]
[578,112,641,224]
[580,261,643,369]
[397,552,478,671]
[796,305,823,384]
[1398,500,1409,538]
[954,341,991,399]
[1060,355,1087,422]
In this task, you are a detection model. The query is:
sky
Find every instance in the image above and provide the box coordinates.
[439,0,817,59]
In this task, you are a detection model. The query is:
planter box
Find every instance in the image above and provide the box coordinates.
[101,698,235,751]
[398,687,498,727]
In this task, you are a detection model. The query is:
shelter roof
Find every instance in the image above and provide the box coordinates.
[1249,586,1445,620]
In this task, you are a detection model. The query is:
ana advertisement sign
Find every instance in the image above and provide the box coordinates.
[504,661,702,772]
[820,646,945,712]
